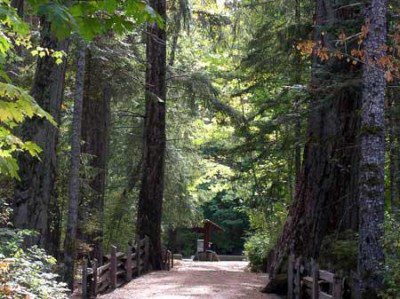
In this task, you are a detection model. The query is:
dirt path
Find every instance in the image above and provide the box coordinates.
[99,261,279,299]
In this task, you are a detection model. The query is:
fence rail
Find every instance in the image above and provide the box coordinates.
[81,236,173,298]
[288,254,342,299]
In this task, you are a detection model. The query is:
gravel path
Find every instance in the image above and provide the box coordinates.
[99,261,279,299]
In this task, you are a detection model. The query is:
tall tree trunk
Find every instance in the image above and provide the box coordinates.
[13,18,69,252]
[79,44,111,263]
[64,35,86,288]
[357,0,387,296]
[136,0,167,270]
[263,0,362,292]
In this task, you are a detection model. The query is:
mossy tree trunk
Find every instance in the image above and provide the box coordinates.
[357,0,387,296]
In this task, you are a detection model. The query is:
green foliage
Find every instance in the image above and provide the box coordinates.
[0,228,36,257]
[244,207,286,272]
[0,83,52,179]
[318,230,358,273]
[163,142,204,230]
[380,214,400,299]
[244,233,273,272]
[0,201,68,298]
[0,246,68,298]
[0,199,10,226]
[28,0,163,41]
[0,2,56,179]
[0,0,29,57]
[172,228,198,257]
[201,192,249,254]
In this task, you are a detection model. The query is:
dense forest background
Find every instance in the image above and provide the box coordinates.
[0,0,399,298]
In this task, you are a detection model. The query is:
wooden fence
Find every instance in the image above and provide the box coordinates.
[288,255,342,299]
[81,236,173,298]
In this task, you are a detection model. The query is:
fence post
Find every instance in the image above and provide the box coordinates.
[311,259,319,299]
[136,235,141,276]
[92,259,98,298]
[294,257,301,299]
[333,273,342,299]
[126,245,133,281]
[110,246,117,290]
[82,259,88,299]
[287,253,294,299]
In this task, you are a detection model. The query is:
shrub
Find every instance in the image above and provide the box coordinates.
[380,214,400,299]
[244,233,274,272]
[1,246,69,299]
[0,200,68,298]
[319,230,358,273]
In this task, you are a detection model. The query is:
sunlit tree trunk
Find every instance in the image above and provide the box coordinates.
[357,0,387,296]
[136,0,167,270]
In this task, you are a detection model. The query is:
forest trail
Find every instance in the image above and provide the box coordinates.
[99,261,278,299]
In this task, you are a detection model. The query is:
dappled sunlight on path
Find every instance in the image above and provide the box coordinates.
[99,261,279,298]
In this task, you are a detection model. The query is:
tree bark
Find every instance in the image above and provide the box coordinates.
[13,18,69,252]
[64,35,86,288]
[136,0,167,271]
[357,0,387,296]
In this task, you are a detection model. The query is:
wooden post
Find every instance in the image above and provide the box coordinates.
[287,254,294,299]
[136,235,141,276]
[333,274,342,299]
[311,259,319,299]
[294,257,301,299]
[82,259,88,299]
[110,246,117,290]
[92,259,98,298]
[126,245,132,281]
